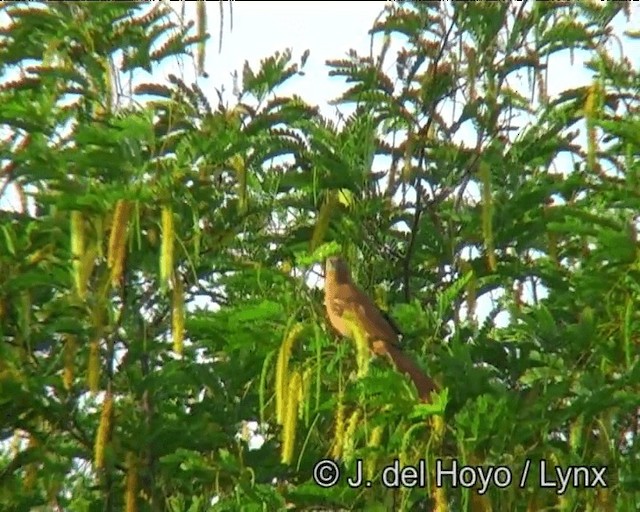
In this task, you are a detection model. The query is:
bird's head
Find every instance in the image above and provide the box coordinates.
[325,256,351,284]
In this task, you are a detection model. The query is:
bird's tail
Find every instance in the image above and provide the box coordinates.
[374,340,438,403]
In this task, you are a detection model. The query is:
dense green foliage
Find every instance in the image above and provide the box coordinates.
[1,2,639,511]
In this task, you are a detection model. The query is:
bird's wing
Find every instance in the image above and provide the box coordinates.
[336,293,436,401]
[331,288,399,344]
[324,267,438,403]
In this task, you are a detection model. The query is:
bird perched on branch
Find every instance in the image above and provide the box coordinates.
[323,256,438,403]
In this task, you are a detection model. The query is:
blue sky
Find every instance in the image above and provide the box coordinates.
[193,1,389,115]
[192,2,639,111]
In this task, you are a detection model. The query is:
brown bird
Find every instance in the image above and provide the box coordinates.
[323,256,438,403]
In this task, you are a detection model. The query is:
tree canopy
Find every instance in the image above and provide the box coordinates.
[1,2,639,511]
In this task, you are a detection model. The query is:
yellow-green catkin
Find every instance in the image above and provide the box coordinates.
[431,413,445,444]
[281,370,302,465]
[275,323,303,424]
[70,210,86,298]
[124,451,138,512]
[63,335,77,390]
[584,83,599,173]
[196,0,206,75]
[480,162,496,271]
[87,340,100,393]
[172,275,184,355]
[107,200,131,288]
[549,451,568,510]
[330,393,346,460]
[365,425,384,481]
[299,366,313,423]
[569,415,583,455]
[342,409,361,466]
[229,155,247,214]
[94,391,113,470]
[434,485,448,512]
[342,314,369,378]
[160,205,174,289]
[310,191,337,252]
[461,260,476,321]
